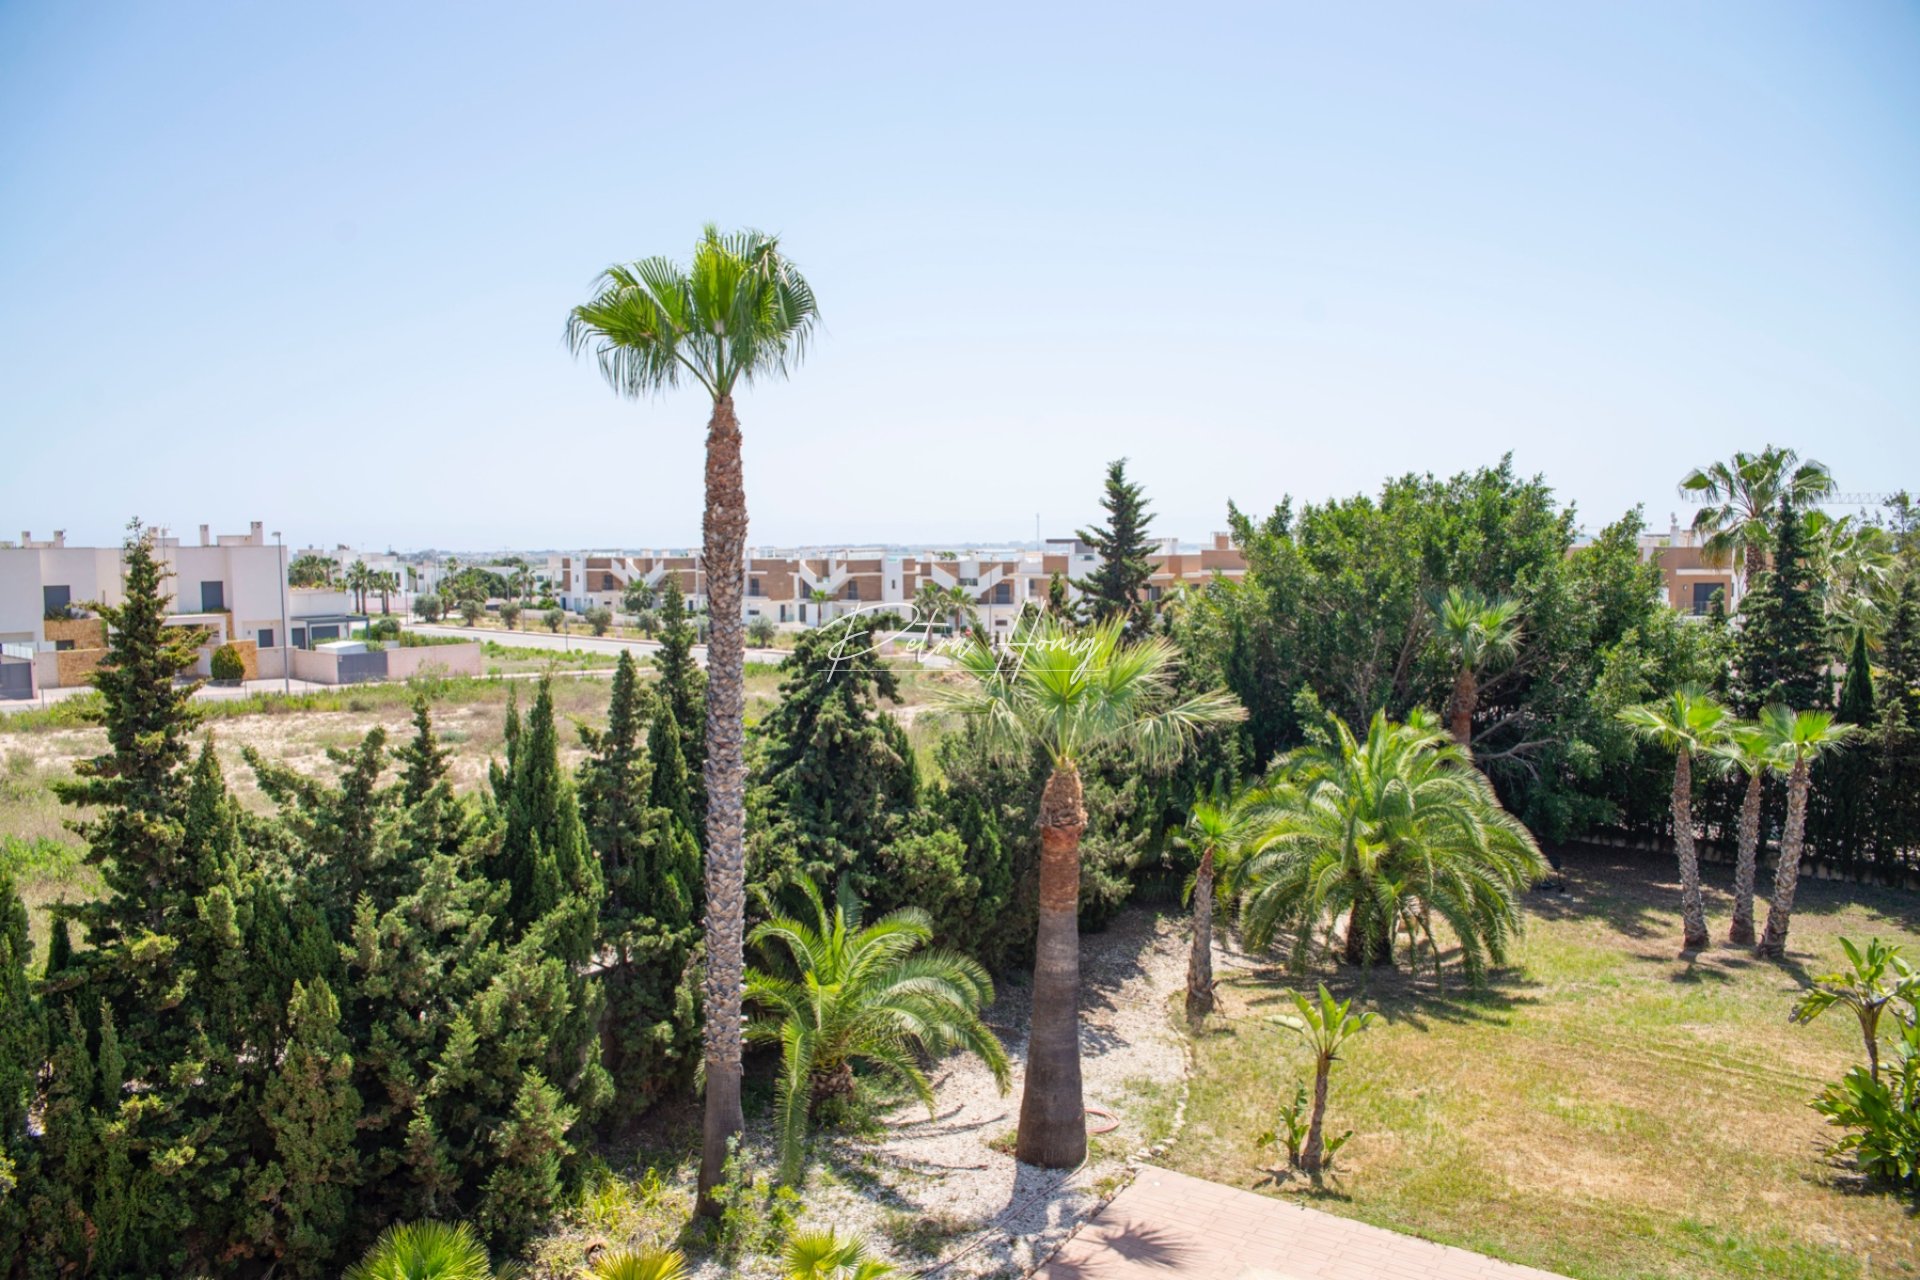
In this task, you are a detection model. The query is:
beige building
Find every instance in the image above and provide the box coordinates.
[1642,516,1739,617]
[551,533,1248,640]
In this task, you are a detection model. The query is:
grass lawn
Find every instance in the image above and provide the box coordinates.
[1170,843,1920,1280]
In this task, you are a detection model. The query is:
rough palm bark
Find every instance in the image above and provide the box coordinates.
[1449,667,1476,753]
[1728,769,1763,946]
[1017,764,1087,1169]
[1301,1059,1331,1175]
[1671,748,1709,950]
[1756,758,1811,959]
[697,396,748,1209]
[1186,844,1215,1020]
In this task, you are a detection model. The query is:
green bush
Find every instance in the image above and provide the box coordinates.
[209,643,246,681]
[586,606,613,636]
[416,593,443,622]
[747,615,778,647]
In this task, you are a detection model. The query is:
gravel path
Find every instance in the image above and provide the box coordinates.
[687,908,1191,1279]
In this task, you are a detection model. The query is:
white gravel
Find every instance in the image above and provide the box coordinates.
[687,907,1191,1280]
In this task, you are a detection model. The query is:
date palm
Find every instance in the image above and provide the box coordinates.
[939,614,1244,1166]
[1680,446,1834,591]
[1707,723,1783,946]
[1619,686,1730,951]
[1432,586,1522,754]
[567,224,819,1210]
[745,876,1007,1181]
[1754,706,1856,958]
[1233,710,1546,982]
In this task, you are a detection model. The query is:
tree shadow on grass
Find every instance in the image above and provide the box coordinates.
[1225,956,1541,1033]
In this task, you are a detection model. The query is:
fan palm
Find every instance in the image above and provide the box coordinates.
[587,1247,691,1280]
[783,1229,896,1279]
[745,876,1008,1181]
[1618,686,1730,950]
[1176,795,1245,1019]
[345,559,374,614]
[567,225,818,1209]
[1680,445,1834,590]
[1432,587,1523,754]
[1708,723,1781,946]
[1233,710,1546,983]
[342,1221,499,1280]
[1754,705,1857,958]
[937,614,1244,1167]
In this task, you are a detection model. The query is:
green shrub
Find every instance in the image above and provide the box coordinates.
[747,615,778,647]
[586,606,613,636]
[210,643,246,681]
[416,593,443,622]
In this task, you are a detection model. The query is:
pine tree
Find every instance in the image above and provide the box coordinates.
[395,695,452,807]
[0,868,42,1278]
[1818,627,1879,871]
[492,676,600,937]
[475,1072,576,1248]
[1732,496,1827,713]
[246,978,361,1279]
[1047,570,1073,619]
[248,728,403,932]
[648,699,698,840]
[1072,457,1159,634]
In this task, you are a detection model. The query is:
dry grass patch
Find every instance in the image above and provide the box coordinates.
[1171,844,1920,1280]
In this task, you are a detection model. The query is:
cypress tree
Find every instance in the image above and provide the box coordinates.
[1732,495,1827,713]
[0,868,41,1278]
[245,978,361,1279]
[395,695,452,807]
[1072,457,1159,634]
[648,699,698,840]
[581,653,699,1119]
[1883,574,1920,723]
[653,578,708,818]
[493,676,599,936]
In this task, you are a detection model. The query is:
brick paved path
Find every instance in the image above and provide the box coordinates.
[1037,1167,1569,1280]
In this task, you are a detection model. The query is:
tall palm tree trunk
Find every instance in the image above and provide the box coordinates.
[1186,844,1215,1020]
[1728,770,1763,946]
[697,395,748,1212]
[1018,763,1087,1169]
[1671,749,1708,950]
[1757,760,1810,959]
[1450,667,1476,753]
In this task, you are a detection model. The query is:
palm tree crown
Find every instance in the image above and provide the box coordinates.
[745,876,1008,1180]
[1680,445,1835,585]
[939,615,1245,769]
[1233,709,1546,982]
[1617,685,1731,757]
[343,1221,498,1280]
[564,224,818,401]
[1434,586,1523,673]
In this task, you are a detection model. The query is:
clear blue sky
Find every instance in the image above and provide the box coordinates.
[3,2,1916,552]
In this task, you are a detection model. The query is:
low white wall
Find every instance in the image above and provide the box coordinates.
[256,646,289,680]
[290,648,340,684]
[387,642,482,680]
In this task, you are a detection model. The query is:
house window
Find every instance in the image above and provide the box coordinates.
[257,628,275,650]
[750,577,762,596]
[844,582,860,600]
[292,627,308,648]
[55,639,75,652]
[1691,583,1725,616]
[959,576,979,587]
[43,585,71,615]
[201,581,225,611]
[994,582,1012,603]
[601,573,616,591]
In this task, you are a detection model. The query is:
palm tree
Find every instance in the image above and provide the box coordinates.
[938,614,1244,1167]
[1432,586,1522,754]
[1279,984,1376,1176]
[1754,705,1856,958]
[808,586,833,627]
[567,225,818,1209]
[1790,937,1916,1083]
[1233,710,1546,982]
[1680,445,1835,591]
[783,1230,896,1279]
[1618,686,1730,951]
[587,1248,691,1280]
[1176,795,1241,1019]
[745,876,1007,1181]
[1708,723,1780,946]
[343,1221,500,1280]
[345,560,374,614]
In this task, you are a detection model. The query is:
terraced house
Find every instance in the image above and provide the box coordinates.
[550,532,1251,638]
[0,522,365,697]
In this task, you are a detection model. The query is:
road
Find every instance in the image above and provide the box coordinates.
[404,622,788,666]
